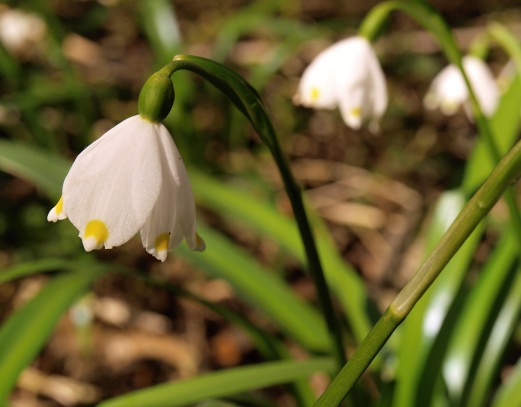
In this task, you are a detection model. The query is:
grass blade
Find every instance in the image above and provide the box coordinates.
[0,140,68,198]
[0,258,70,284]
[442,232,518,406]
[190,170,373,343]
[97,358,334,407]
[492,356,521,407]
[464,262,521,407]
[177,223,329,352]
[0,266,106,403]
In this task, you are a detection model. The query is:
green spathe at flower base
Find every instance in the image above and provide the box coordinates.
[138,70,175,123]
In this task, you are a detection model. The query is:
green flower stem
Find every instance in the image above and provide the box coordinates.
[360,0,521,246]
[160,55,346,370]
[313,137,521,406]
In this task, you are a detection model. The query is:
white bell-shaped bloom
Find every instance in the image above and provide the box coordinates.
[424,56,499,118]
[48,115,205,262]
[294,36,388,132]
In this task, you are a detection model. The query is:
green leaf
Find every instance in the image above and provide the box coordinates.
[392,190,482,407]
[190,170,373,343]
[464,263,521,407]
[97,358,334,407]
[0,266,106,403]
[138,0,182,63]
[492,356,521,407]
[0,258,71,284]
[177,223,329,352]
[0,140,69,198]
[442,232,518,406]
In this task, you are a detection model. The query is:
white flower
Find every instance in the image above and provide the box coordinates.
[424,56,499,118]
[294,36,387,132]
[48,115,205,262]
[0,7,46,55]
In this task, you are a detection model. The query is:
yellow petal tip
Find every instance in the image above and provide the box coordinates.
[47,197,66,222]
[82,220,109,251]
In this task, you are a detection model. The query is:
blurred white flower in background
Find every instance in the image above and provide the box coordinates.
[424,56,499,118]
[0,6,46,57]
[48,115,205,262]
[294,36,388,132]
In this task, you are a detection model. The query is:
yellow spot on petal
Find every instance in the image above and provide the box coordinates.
[351,107,361,117]
[310,87,320,102]
[84,220,109,247]
[154,233,170,253]
[55,197,64,215]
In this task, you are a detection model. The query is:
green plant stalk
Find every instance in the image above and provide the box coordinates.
[313,137,521,406]
[360,0,521,246]
[158,56,346,370]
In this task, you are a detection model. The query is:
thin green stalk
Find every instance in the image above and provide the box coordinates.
[360,0,521,246]
[158,56,346,370]
[313,138,521,406]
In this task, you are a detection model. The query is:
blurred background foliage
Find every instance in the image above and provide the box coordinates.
[0,0,520,406]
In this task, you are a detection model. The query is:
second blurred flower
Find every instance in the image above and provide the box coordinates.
[294,36,387,132]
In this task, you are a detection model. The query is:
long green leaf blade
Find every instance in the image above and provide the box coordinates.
[177,223,329,352]
[0,140,68,198]
[492,356,521,407]
[0,266,106,403]
[464,263,521,407]
[0,258,70,284]
[442,232,518,405]
[97,358,334,407]
[190,170,373,343]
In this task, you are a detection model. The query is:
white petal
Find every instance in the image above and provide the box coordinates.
[140,124,203,261]
[63,115,162,250]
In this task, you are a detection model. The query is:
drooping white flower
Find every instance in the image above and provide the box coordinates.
[424,56,499,118]
[294,36,388,132]
[48,115,205,262]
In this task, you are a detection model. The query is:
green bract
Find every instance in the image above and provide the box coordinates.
[138,71,175,123]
